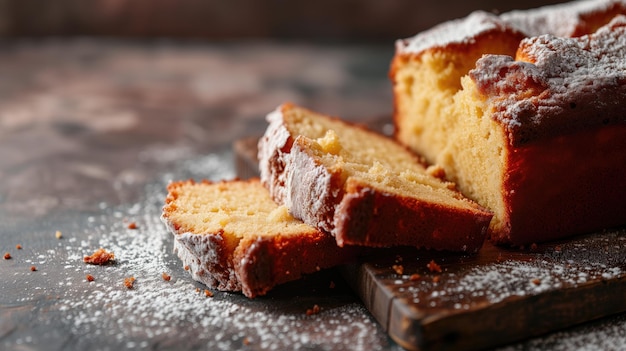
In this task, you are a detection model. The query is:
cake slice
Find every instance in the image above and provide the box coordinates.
[258,103,493,252]
[391,0,626,245]
[161,178,354,298]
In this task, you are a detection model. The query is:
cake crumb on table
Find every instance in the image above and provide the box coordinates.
[4,252,11,260]
[409,273,421,281]
[83,248,115,265]
[124,277,136,289]
[127,222,138,230]
[306,304,321,316]
[184,265,190,271]
[16,244,22,250]
[55,230,63,239]
[427,259,442,273]
[162,272,171,281]
[243,337,251,346]
[532,278,541,285]
[392,264,404,275]
[204,289,213,297]
[30,266,37,272]
[86,274,95,282]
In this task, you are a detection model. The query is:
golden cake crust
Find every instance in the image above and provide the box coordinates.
[499,124,626,245]
[334,178,491,252]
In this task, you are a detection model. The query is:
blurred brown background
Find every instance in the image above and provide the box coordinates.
[0,0,567,40]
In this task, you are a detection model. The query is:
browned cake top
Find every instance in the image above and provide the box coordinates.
[395,0,626,145]
[396,0,626,55]
[395,11,521,55]
[471,15,626,145]
[501,0,626,37]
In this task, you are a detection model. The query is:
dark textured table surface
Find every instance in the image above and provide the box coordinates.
[0,40,625,351]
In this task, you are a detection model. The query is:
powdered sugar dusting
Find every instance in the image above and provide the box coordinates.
[258,105,338,234]
[5,150,391,351]
[397,0,626,55]
[4,150,626,350]
[453,253,623,305]
[470,15,626,143]
[258,105,291,205]
[386,231,625,310]
[397,11,513,54]
[499,314,626,351]
[501,0,625,37]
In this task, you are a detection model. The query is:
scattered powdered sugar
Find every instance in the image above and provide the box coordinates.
[386,231,625,312]
[469,14,626,144]
[397,0,624,55]
[498,313,626,351]
[5,148,626,350]
[396,0,626,144]
[365,229,626,350]
[501,0,623,37]
[10,150,392,351]
[396,11,516,54]
[453,255,622,305]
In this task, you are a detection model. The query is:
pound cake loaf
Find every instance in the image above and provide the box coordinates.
[161,178,354,298]
[258,103,492,252]
[391,0,626,245]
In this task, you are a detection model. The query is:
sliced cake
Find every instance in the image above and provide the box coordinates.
[391,0,626,245]
[161,178,354,298]
[258,103,493,252]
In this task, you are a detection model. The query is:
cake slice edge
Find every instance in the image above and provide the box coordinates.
[161,178,356,298]
[258,103,493,252]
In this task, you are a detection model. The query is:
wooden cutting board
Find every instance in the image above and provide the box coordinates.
[340,234,626,351]
[233,136,626,351]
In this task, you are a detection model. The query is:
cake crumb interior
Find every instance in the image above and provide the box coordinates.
[166,181,318,246]
[282,107,483,210]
